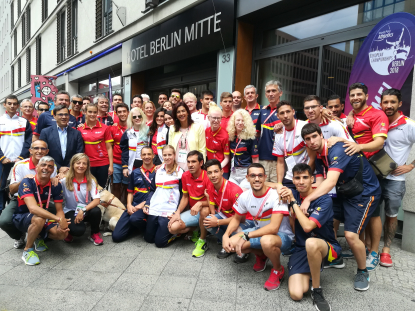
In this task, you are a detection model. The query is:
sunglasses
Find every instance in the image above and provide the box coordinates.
[132,115,143,120]
[38,109,48,112]
[171,94,180,99]
[72,101,83,105]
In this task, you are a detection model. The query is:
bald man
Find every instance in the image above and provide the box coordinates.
[232,91,243,112]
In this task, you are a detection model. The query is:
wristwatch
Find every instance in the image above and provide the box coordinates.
[243,232,250,241]
[288,200,298,209]
[81,207,87,214]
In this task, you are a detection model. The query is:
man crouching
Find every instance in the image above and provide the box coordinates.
[222,163,294,291]
[282,163,342,311]
[12,156,69,265]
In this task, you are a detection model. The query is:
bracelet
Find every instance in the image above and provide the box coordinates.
[216,219,220,234]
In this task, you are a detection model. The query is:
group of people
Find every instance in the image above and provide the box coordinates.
[0,80,414,311]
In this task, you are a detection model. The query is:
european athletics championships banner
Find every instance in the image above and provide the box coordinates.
[345,12,415,115]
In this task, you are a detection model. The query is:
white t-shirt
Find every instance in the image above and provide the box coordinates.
[10,158,57,197]
[191,111,210,130]
[384,115,415,181]
[60,177,100,214]
[272,120,309,180]
[233,188,294,239]
[313,119,353,141]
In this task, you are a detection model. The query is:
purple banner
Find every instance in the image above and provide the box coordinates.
[345,12,415,115]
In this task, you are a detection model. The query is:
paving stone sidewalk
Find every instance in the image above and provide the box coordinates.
[0,228,414,311]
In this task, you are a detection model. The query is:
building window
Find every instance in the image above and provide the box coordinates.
[18,0,21,17]
[17,58,21,88]
[66,0,78,57]
[26,48,31,84]
[57,10,66,63]
[26,5,31,41]
[11,2,13,30]
[42,0,48,22]
[95,0,112,40]
[13,29,17,57]
[21,12,25,46]
[11,65,14,92]
[36,36,41,74]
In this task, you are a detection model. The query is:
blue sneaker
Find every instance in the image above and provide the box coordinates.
[342,249,354,259]
[22,248,40,266]
[366,251,379,272]
[354,270,370,291]
[282,244,295,257]
[34,238,48,252]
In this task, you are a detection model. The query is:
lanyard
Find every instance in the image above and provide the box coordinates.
[73,183,88,203]
[36,182,51,210]
[263,108,277,125]
[254,190,272,221]
[283,120,297,157]
[233,138,243,165]
[141,168,152,187]
[217,180,228,213]
[118,125,125,135]
[180,127,190,149]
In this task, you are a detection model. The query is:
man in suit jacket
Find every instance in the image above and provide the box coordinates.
[39,105,84,177]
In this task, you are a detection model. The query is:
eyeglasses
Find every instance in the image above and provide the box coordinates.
[56,113,69,117]
[248,174,265,179]
[304,105,319,111]
[31,147,47,151]
[132,115,143,119]
[209,117,221,121]
[171,94,180,99]
[72,101,83,105]
[38,109,48,112]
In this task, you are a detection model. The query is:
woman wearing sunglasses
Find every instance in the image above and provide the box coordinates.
[121,108,149,178]
[78,103,114,188]
[168,102,206,171]
[148,108,169,165]
[227,109,259,191]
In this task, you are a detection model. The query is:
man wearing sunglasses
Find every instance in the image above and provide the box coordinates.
[222,163,293,291]
[39,105,84,177]
[36,101,50,116]
[70,94,84,123]
[0,139,57,250]
[169,89,182,108]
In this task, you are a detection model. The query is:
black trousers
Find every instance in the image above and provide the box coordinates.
[142,215,173,248]
[65,206,102,236]
[90,165,109,188]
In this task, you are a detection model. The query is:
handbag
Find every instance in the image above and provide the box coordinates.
[368,149,397,179]
[336,156,364,197]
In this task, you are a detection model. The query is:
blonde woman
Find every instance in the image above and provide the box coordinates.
[60,153,102,245]
[227,109,259,190]
[206,103,230,179]
[140,145,185,248]
[144,101,156,126]
[121,108,149,177]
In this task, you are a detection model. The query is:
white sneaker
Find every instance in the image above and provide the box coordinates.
[14,237,25,249]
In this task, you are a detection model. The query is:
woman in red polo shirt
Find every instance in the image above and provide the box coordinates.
[148,107,169,165]
[78,103,114,188]
[144,101,156,126]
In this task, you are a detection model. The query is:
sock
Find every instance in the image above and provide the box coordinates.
[357,268,368,273]
[199,239,206,242]
[311,286,321,291]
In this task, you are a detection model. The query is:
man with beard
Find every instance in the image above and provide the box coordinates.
[329,83,388,272]
[69,94,84,124]
[378,88,415,267]
[301,123,380,291]
[169,89,182,108]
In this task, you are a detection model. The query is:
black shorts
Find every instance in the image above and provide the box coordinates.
[332,197,344,222]
[12,213,58,239]
[288,240,342,277]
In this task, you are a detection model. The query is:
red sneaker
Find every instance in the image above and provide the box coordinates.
[64,233,73,243]
[89,233,104,246]
[264,266,284,291]
[253,255,269,272]
[380,253,393,267]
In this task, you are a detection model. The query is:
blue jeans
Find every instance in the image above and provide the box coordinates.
[113,163,129,184]
[180,210,200,227]
[205,213,255,242]
[242,227,293,251]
